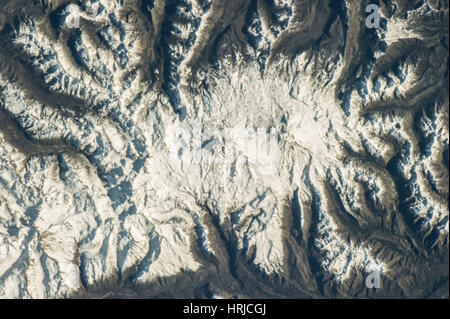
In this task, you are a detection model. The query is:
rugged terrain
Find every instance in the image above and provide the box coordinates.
[0,0,448,298]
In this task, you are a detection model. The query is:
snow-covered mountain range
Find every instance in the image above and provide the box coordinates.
[0,0,448,298]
